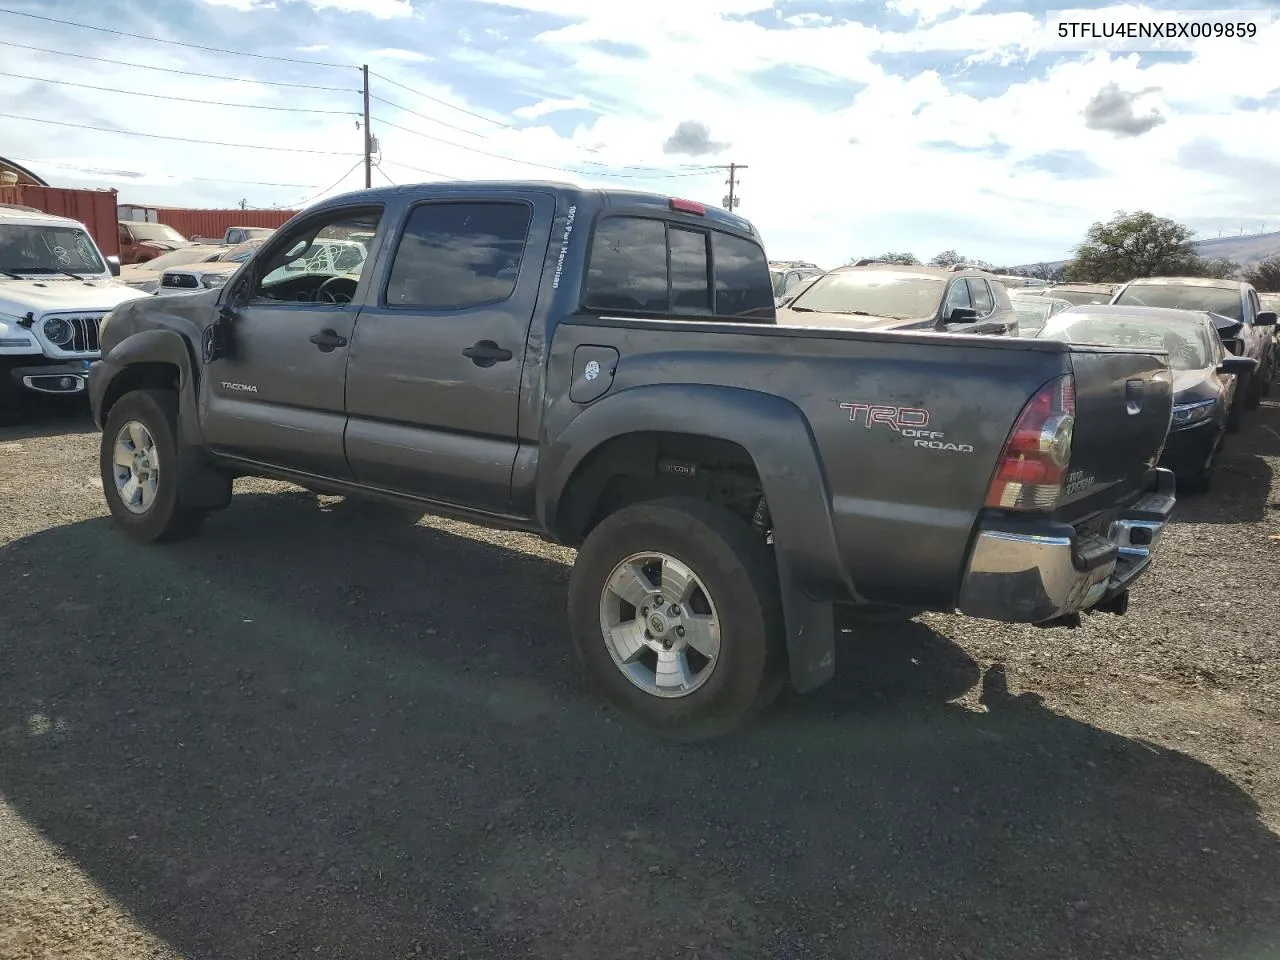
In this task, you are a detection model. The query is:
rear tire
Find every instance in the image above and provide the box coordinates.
[100,389,207,543]
[568,497,785,741]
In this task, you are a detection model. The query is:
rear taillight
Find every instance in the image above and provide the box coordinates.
[985,375,1075,511]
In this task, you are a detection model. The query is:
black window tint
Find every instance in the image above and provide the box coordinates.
[584,216,667,312]
[385,201,530,310]
[712,231,774,319]
[669,227,711,314]
[968,278,994,315]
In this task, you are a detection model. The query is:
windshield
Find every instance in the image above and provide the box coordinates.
[127,222,187,243]
[1037,311,1213,370]
[789,270,945,320]
[263,239,368,286]
[1113,283,1243,321]
[0,224,106,275]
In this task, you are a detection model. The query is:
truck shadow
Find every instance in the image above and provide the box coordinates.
[1,492,1277,959]
[0,396,95,440]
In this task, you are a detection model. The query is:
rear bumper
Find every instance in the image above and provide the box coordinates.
[957,468,1176,624]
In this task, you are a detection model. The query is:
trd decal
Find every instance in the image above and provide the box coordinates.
[839,403,929,430]
[838,401,973,453]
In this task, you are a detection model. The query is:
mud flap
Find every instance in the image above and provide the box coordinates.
[778,561,836,693]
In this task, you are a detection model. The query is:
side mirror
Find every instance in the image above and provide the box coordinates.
[1218,355,1259,376]
[106,255,121,277]
[947,307,979,325]
[1254,311,1277,327]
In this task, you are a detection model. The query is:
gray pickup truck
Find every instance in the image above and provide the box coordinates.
[87,181,1177,739]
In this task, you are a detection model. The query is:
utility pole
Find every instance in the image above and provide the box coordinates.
[713,163,747,211]
[362,64,372,189]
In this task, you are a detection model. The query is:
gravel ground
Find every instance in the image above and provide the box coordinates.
[1,398,1278,960]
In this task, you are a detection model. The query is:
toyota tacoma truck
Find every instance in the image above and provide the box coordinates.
[87,181,1177,739]
[1,205,150,422]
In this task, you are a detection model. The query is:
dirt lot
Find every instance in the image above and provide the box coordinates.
[1,399,1278,960]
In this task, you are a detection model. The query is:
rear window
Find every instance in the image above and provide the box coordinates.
[583,215,773,321]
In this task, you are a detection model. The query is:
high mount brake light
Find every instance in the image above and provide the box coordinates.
[986,375,1076,511]
[669,198,706,216]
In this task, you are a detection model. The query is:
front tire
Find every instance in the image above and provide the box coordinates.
[100,389,207,543]
[568,497,785,741]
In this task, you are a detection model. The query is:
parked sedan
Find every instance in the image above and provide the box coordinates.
[1035,304,1256,493]
[777,263,1018,334]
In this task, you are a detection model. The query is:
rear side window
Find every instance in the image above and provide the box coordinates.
[583,215,772,320]
[385,200,531,310]
[712,231,773,319]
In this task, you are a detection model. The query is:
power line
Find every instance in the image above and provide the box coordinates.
[0,40,357,92]
[370,115,713,180]
[367,70,511,129]
[368,92,487,139]
[377,158,462,181]
[0,6,353,69]
[0,112,362,157]
[372,161,398,188]
[7,157,322,189]
[0,70,360,116]
[292,159,366,207]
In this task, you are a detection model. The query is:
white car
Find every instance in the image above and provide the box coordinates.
[155,239,267,295]
[119,244,235,295]
[157,238,365,295]
[0,205,151,419]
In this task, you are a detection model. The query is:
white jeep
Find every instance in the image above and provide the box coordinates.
[0,205,151,422]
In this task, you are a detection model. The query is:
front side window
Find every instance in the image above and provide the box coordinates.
[968,278,995,315]
[0,224,106,275]
[249,207,382,305]
[1113,283,1244,321]
[385,201,531,310]
[943,279,972,317]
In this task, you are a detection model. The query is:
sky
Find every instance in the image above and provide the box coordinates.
[2,0,1280,267]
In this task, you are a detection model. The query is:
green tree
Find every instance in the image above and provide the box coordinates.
[850,252,920,265]
[929,250,993,269]
[1243,254,1280,292]
[1063,210,1204,283]
[1189,257,1240,280]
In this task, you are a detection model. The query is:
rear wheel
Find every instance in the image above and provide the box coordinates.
[100,389,207,543]
[568,497,784,741]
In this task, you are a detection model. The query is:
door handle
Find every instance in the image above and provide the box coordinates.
[462,340,513,367]
[309,329,348,352]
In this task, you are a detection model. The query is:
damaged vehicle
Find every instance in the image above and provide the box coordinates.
[89,181,1177,738]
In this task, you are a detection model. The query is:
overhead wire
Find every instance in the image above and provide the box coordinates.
[0,41,359,92]
[377,158,462,182]
[370,115,715,180]
[6,157,323,189]
[290,159,367,207]
[0,70,361,116]
[0,6,353,69]
[0,112,363,156]
[366,70,511,129]
[368,92,487,138]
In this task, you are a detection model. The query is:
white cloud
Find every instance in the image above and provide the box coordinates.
[6,2,1280,267]
[198,0,412,16]
[513,95,594,120]
[370,48,433,61]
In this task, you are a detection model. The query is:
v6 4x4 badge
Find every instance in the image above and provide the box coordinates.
[839,401,974,453]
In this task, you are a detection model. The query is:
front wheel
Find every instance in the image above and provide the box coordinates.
[568,497,785,741]
[100,389,207,543]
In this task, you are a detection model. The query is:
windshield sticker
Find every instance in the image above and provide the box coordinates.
[551,205,577,290]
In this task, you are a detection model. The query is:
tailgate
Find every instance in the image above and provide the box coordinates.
[1059,346,1173,512]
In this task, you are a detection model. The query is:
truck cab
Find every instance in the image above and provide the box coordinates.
[0,205,151,420]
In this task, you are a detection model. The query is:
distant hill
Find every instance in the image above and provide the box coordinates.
[1009,230,1280,273]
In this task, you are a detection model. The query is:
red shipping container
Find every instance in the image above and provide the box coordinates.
[0,184,121,259]
[148,207,298,241]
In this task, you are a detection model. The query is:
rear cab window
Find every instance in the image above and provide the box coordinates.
[582,215,774,322]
